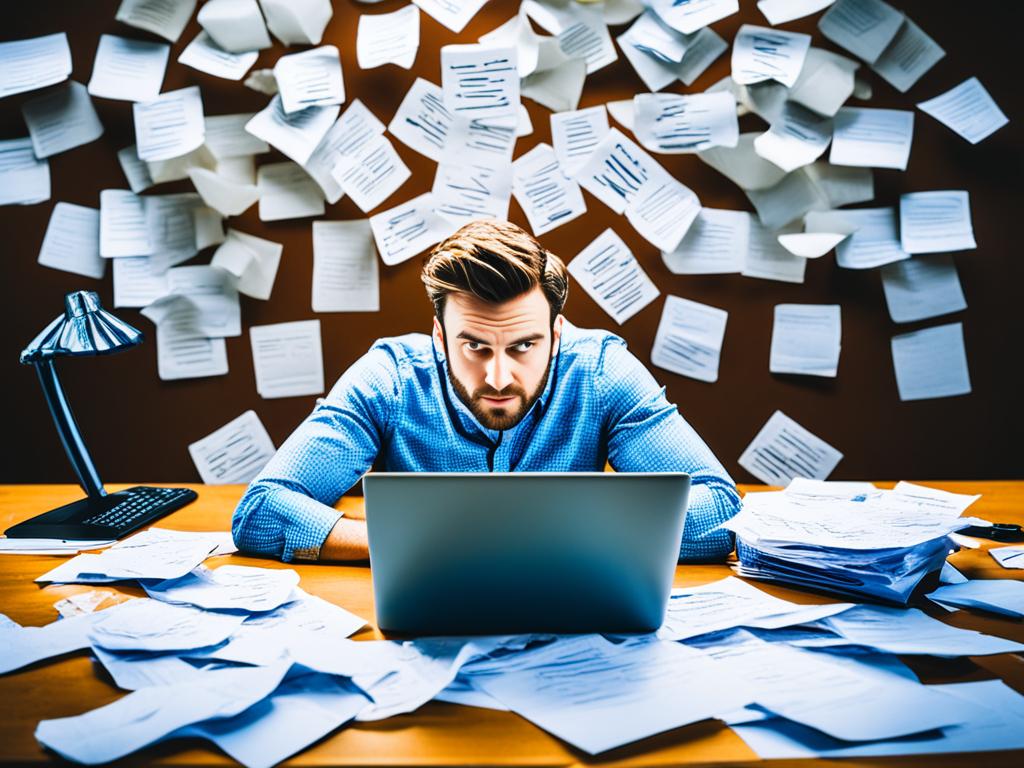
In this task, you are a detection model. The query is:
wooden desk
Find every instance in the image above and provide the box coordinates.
[2,482,1023,767]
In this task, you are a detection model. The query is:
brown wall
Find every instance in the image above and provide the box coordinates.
[2,0,1021,486]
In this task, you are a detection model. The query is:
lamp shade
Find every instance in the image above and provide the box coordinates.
[20,291,143,364]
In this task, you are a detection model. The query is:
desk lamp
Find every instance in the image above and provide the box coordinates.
[4,291,197,540]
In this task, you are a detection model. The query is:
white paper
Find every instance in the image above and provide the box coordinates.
[145,192,203,262]
[554,6,618,74]
[651,295,728,382]
[777,232,847,258]
[0,612,95,674]
[770,304,841,377]
[113,255,170,308]
[358,5,420,70]
[312,220,380,312]
[204,113,269,158]
[441,44,519,119]
[918,77,1008,145]
[698,133,787,191]
[550,105,609,178]
[146,145,217,185]
[100,189,151,257]
[881,255,966,323]
[301,100,386,204]
[258,161,325,221]
[261,0,333,46]
[511,142,587,236]
[805,207,906,268]
[899,190,976,254]
[754,102,833,172]
[144,564,299,613]
[634,91,738,154]
[197,0,272,53]
[37,535,218,584]
[732,25,811,88]
[433,155,512,225]
[890,321,971,401]
[245,96,339,166]
[662,208,748,274]
[22,81,104,159]
[332,134,411,213]
[991,546,1024,570]
[817,0,904,64]
[568,229,660,325]
[929,580,1024,619]
[829,107,914,170]
[38,203,105,280]
[624,10,689,64]
[387,77,454,162]
[88,34,169,103]
[739,410,843,485]
[188,410,275,485]
[743,219,808,283]
[0,32,71,99]
[275,46,345,114]
[746,168,827,230]
[178,31,259,80]
[442,113,518,164]
[370,192,457,266]
[145,297,230,381]
[0,539,114,556]
[788,46,859,117]
[250,319,325,399]
[872,18,945,93]
[133,86,205,163]
[520,49,586,113]
[116,0,197,43]
[649,0,738,35]
[211,229,283,300]
[0,137,50,205]
[413,0,486,33]
[165,264,241,337]
[758,0,835,25]
[115,145,153,194]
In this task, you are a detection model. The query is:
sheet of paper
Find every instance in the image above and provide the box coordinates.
[917,77,1008,145]
[649,0,738,35]
[871,17,944,92]
[87,34,169,103]
[511,142,587,236]
[743,220,808,284]
[476,634,751,755]
[550,105,609,178]
[805,162,874,208]
[662,208,748,274]
[758,0,835,25]
[829,107,914,170]
[22,81,104,159]
[623,10,689,64]
[245,96,339,166]
[0,137,50,205]
[116,145,154,193]
[132,86,204,163]
[357,5,420,70]
[650,295,727,382]
[776,232,846,259]
[440,44,519,119]
[204,113,268,159]
[675,26,729,85]
[881,255,966,323]
[770,304,841,377]
[38,203,105,280]
[144,564,299,613]
[890,321,971,401]
[250,319,325,399]
[432,155,512,225]
[304,99,386,203]
[899,190,976,254]
[0,32,71,99]
[520,48,586,113]
[189,166,258,217]
[699,133,787,191]
[414,0,488,33]
[370,192,457,266]
[732,25,811,88]
[187,410,276,484]
[817,0,903,64]
[929,580,1024,619]
[754,102,833,172]
[197,0,272,53]
[567,229,659,325]
[311,220,380,312]
[332,134,411,213]
[100,189,151,257]
[178,30,259,80]
[0,612,96,674]
[274,46,345,114]
[145,192,204,261]
[0,539,115,556]
[388,77,454,162]
[991,546,1024,570]
[116,0,197,43]
[739,410,843,485]
[805,207,907,268]
[165,265,241,337]
[552,5,618,74]
[442,113,518,164]
[37,534,218,583]
[261,0,333,45]
[112,255,171,308]
[788,46,858,117]
[147,301,230,381]
[634,91,738,154]
[257,161,325,221]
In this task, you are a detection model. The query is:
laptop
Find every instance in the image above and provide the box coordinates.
[362,472,690,635]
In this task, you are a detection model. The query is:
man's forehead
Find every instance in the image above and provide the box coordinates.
[445,288,550,340]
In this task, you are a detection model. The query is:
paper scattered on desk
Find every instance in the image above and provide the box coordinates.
[739,410,843,485]
[928,579,1024,619]
[88,34,169,103]
[250,319,324,399]
[991,546,1024,570]
[0,611,95,675]
[197,0,272,53]
[568,229,659,325]
[305,98,386,203]
[142,297,229,381]
[650,295,728,383]
[788,46,858,117]
[743,219,807,283]
[817,0,904,64]
[871,18,945,93]
[144,565,299,613]
[634,91,738,154]
[178,31,259,80]
[388,77,453,162]
[550,105,608,177]
[275,46,345,114]
[770,304,841,377]
[732,25,811,88]
[188,410,275,485]
[754,102,833,172]
[38,203,105,280]
[358,5,420,70]
[890,321,971,401]
[758,0,835,25]
[100,189,150,258]
[0,137,50,205]
[649,0,739,35]
[699,133,787,191]
[918,77,1008,145]
[257,161,324,221]
[312,219,380,313]
[133,86,204,162]
[511,143,586,236]
[433,153,512,225]
[899,190,976,254]
[829,107,914,170]
[333,134,411,213]
[414,0,488,34]
[165,265,241,338]
[881,255,966,324]
[117,0,196,43]
[262,0,333,46]
[245,96,339,166]
[807,207,908,269]
[441,44,519,119]
[22,81,104,159]
[0,32,71,99]
[662,208,748,275]
[370,192,457,266]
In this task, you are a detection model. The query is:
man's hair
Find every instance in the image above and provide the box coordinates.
[422,220,568,325]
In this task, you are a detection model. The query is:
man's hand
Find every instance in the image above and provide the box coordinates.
[319,516,369,561]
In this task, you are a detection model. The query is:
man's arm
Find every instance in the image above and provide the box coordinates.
[597,337,741,563]
[231,346,399,562]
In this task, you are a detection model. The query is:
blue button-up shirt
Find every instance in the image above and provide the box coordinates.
[232,322,740,563]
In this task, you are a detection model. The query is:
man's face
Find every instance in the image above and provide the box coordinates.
[434,286,563,431]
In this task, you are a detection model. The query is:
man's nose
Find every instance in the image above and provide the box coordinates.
[485,352,515,392]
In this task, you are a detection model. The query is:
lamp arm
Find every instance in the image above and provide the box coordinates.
[34,359,106,499]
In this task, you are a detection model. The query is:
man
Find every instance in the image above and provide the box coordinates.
[233,220,740,563]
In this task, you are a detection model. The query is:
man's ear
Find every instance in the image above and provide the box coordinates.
[552,314,565,356]
[432,316,445,357]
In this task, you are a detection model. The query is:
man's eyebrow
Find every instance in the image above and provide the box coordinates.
[508,333,545,346]
[454,331,545,346]
[455,331,489,345]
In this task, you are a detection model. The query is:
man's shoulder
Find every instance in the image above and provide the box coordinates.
[560,322,627,366]
[367,333,436,369]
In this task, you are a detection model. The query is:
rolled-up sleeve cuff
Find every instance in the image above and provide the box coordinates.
[274,491,343,563]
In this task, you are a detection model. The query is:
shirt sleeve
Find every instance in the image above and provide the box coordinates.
[231,344,401,562]
[597,335,741,563]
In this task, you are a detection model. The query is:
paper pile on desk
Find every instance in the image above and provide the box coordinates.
[724,481,985,603]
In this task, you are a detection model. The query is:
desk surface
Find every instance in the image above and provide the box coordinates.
[2,482,1023,767]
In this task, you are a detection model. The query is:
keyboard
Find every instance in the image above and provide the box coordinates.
[81,486,197,533]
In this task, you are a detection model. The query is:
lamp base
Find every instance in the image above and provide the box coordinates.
[4,486,198,541]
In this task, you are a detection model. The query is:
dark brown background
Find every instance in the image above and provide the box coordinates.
[1,0,1020,486]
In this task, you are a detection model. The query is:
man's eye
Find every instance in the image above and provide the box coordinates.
[512,342,534,353]
[466,342,483,352]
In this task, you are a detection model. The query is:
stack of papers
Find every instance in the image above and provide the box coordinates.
[724,481,984,603]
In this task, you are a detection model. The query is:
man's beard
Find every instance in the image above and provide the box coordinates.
[447,356,552,431]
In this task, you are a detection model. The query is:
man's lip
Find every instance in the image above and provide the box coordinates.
[480,395,517,404]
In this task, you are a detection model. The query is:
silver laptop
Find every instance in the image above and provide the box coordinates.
[362,472,690,635]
